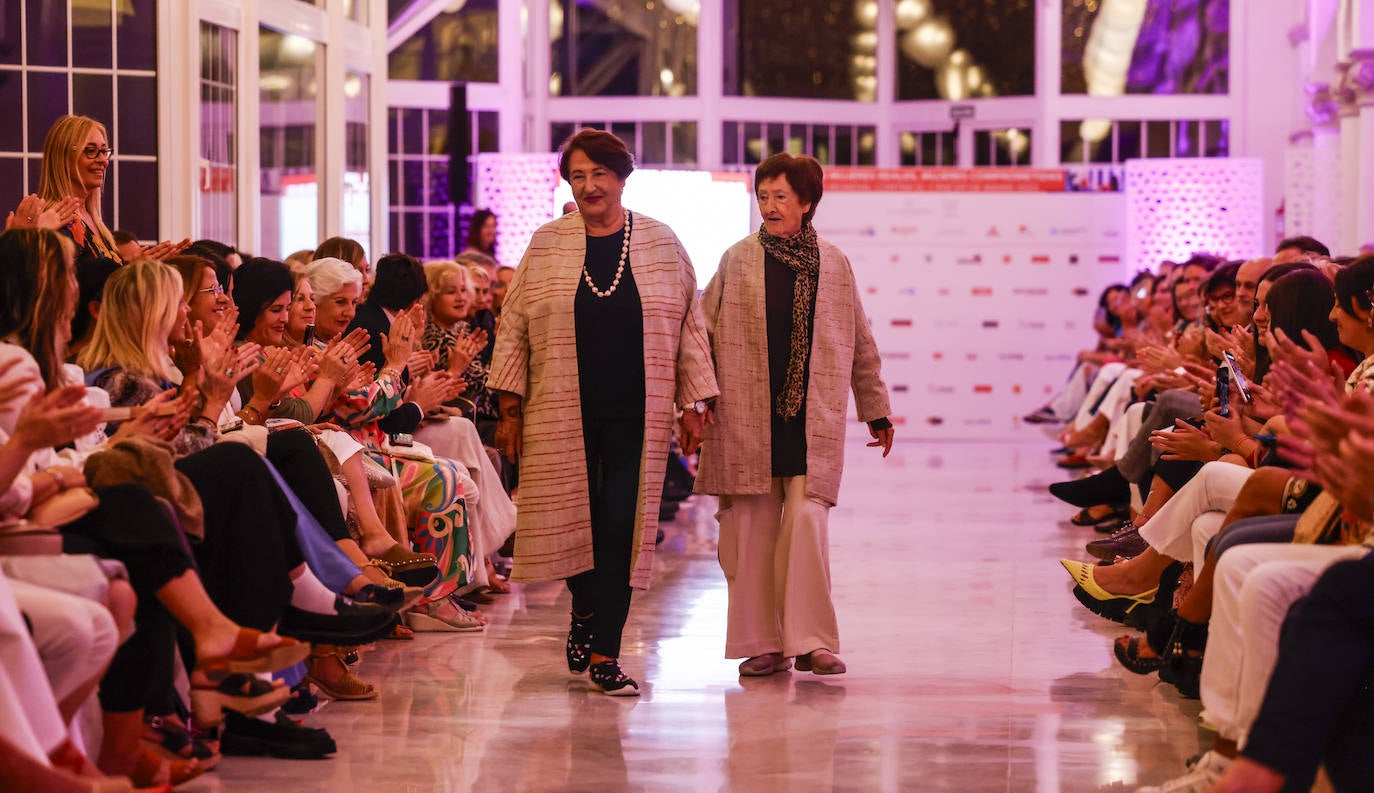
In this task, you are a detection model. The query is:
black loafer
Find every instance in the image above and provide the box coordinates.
[221,711,336,759]
[277,601,398,646]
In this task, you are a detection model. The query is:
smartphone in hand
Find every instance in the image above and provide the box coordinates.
[1215,365,1231,418]
[1222,351,1252,403]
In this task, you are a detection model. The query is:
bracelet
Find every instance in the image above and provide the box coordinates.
[191,415,218,430]
[238,404,265,425]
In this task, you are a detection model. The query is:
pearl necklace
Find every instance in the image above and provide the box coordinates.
[582,209,631,298]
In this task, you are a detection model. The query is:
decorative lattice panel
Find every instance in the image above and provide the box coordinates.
[1124,158,1265,270]
[1284,147,1316,239]
[472,153,561,268]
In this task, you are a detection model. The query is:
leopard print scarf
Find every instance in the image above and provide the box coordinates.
[757,222,820,421]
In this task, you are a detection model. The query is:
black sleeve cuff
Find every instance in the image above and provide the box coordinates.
[868,417,892,431]
[377,403,423,434]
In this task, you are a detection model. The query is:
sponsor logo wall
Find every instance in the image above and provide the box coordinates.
[813,168,1129,439]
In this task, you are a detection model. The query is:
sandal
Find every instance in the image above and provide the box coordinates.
[190,674,290,726]
[1070,505,1129,527]
[306,648,378,701]
[384,622,415,640]
[194,627,310,681]
[130,748,204,788]
[143,715,220,770]
[404,600,484,632]
[1159,617,1209,699]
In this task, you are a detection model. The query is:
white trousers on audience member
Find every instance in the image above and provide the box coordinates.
[1137,461,1252,572]
[415,416,517,586]
[0,571,112,763]
[1047,361,1093,420]
[1199,543,1367,745]
[1104,400,1147,464]
[717,476,839,660]
[1071,362,1129,430]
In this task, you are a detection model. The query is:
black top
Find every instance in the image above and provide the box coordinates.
[346,302,392,373]
[765,251,816,477]
[575,228,645,419]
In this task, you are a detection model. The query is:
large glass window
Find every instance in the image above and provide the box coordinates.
[259,27,320,260]
[722,121,875,166]
[388,107,456,259]
[1062,0,1228,95]
[551,0,697,97]
[895,0,1035,100]
[389,1,498,83]
[725,0,866,100]
[0,0,159,237]
[343,71,371,261]
[200,22,238,247]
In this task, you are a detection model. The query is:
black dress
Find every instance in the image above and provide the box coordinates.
[568,226,645,659]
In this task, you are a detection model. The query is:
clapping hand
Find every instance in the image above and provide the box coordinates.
[140,238,192,261]
[446,328,488,374]
[1151,420,1221,462]
[11,385,103,451]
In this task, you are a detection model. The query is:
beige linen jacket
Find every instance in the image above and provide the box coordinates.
[487,212,719,588]
[695,233,891,506]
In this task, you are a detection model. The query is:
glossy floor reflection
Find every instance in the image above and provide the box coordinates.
[190,428,1204,793]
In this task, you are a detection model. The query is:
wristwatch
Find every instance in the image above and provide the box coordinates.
[685,400,709,414]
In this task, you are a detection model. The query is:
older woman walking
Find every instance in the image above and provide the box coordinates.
[698,153,894,677]
[489,129,718,695]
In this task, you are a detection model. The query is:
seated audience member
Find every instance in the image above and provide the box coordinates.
[461,209,498,261]
[492,265,515,315]
[1137,357,1374,792]
[112,229,142,263]
[1,229,331,778]
[314,236,368,286]
[304,256,487,631]
[455,254,498,365]
[69,256,122,359]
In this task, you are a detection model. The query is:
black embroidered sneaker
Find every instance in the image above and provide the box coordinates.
[587,660,640,697]
[566,612,594,674]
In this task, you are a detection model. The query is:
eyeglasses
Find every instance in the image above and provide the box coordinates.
[196,284,226,297]
[74,145,114,160]
[1206,291,1237,305]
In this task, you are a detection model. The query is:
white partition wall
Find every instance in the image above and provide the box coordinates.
[814,169,1128,439]
[1124,158,1266,270]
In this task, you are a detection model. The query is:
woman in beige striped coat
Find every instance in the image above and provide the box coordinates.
[488,129,718,695]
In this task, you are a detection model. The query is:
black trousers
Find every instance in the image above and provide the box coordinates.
[566,415,643,659]
[61,483,193,713]
[266,428,350,542]
[1243,551,1374,791]
[174,443,302,636]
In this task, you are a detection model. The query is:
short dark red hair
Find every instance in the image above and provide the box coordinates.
[755,153,824,227]
[558,129,635,182]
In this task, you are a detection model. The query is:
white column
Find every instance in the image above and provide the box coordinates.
[696,0,724,169]
[1352,59,1374,248]
[1337,66,1361,254]
[157,0,198,240]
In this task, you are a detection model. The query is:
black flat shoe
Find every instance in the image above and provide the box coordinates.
[588,660,640,697]
[277,602,399,646]
[1048,465,1130,508]
[220,711,336,759]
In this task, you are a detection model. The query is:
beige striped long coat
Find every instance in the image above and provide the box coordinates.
[488,211,719,588]
[695,233,891,506]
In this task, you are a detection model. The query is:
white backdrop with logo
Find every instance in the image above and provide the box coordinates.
[813,169,1130,439]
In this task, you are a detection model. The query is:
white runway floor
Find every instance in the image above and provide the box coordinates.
[193,426,1203,793]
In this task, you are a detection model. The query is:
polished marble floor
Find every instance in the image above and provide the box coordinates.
[191,427,1205,793]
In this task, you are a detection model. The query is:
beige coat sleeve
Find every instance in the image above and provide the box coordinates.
[486,248,532,398]
[844,257,891,423]
[672,242,720,407]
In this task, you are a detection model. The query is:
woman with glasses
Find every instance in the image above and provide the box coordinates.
[37,115,122,268]
[37,115,188,270]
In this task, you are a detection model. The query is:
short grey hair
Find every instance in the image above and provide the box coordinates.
[302,256,362,298]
